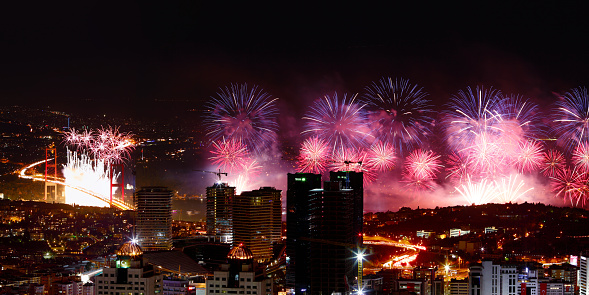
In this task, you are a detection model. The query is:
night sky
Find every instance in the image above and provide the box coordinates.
[2,2,588,113]
[3,2,589,210]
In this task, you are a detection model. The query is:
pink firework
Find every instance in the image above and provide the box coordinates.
[63,126,134,164]
[91,127,135,164]
[541,149,566,177]
[297,136,330,174]
[572,141,589,172]
[445,152,471,182]
[209,138,249,172]
[550,167,586,207]
[516,140,544,173]
[366,141,396,172]
[464,132,506,176]
[404,149,442,180]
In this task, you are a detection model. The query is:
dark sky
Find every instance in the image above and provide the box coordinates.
[1,1,588,115]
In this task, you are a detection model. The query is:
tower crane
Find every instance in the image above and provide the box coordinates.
[331,160,362,189]
[194,169,228,182]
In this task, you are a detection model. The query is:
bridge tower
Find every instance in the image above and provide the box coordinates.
[44,147,57,202]
[110,163,125,206]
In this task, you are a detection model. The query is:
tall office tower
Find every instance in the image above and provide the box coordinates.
[330,171,364,246]
[135,187,173,251]
[308,181,356,294]
[233,187,282,263]
[95,241,163,294]
[206,182,236,244]
[285,173,322,294]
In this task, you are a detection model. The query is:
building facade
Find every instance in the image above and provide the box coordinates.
[233,187,282,263]
[206,182,236,244]
[285,173,322,294]
[206,244,273,295]
[135,187,173,251]
[94,241,163,295]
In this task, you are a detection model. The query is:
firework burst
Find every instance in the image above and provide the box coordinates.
[541,149,566,177]
[516,140,544,173]
[552,87,589,152]
[63,126,134,164]
[361,77,433,155]
[297,136,330,174]
[204,83,279,154]
[209,138,249,172]
[404,149,442,180]
[366,141,396,172]
[572,141,589,172]
[302,93,372,151]
[443,86,502,151]
[550,167,587,207]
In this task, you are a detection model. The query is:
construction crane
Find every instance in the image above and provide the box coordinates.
[331,160,362,189]
[194,169,228,182]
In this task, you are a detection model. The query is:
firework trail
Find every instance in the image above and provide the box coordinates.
[366,141,396,172]
[297,136,330,174]
[516,140,544,173]
[552,87,589,152]
[403,149,442,180]
[550,167,587,207]
[209,138,249,172]
[302,93,372,152]
[540,149,566,177]
[455,176,497,205]
[572,141,589,172]
[204,83,279,154]
[361,77,434,155]
[494,174,533,203]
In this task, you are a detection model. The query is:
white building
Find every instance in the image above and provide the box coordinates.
[470,261,575,295]
[94,241,163,295]
[450,228,470,238]
[469,261,517,295]
[581,254,589,295]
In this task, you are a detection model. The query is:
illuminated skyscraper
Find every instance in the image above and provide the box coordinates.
[330,171,364,246]
[286,172,364,294]
[206,182,236,244]
[233,187,282,263]
[135,187,173,251]
[285,173,322,293]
